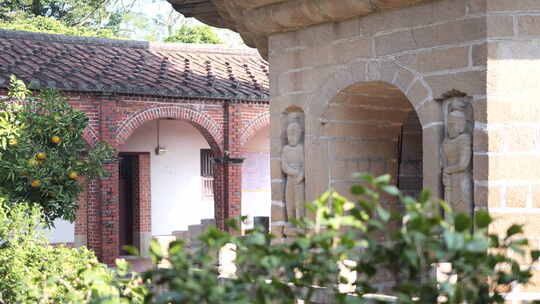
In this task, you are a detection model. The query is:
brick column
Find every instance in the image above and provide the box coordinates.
[97,98,120,265]
[74,177,88,248]
[213,163,225,229]
[86,179,101,256]
[134,153,151,256]
[218,103,244,231]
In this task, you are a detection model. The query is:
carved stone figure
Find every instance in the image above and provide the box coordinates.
[441,97,473,213]
[281,113,305,220]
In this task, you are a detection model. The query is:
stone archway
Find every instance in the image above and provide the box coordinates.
[302,61,443,200]
[320,81,424,204]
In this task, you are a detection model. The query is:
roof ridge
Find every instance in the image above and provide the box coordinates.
[0,29,261,57]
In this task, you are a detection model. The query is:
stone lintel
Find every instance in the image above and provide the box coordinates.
[169,0,437,57]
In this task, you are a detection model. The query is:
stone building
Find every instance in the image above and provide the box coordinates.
[0,30,271,264]
[172,0,540,300]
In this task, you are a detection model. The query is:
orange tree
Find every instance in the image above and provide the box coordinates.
[0,76,114,225]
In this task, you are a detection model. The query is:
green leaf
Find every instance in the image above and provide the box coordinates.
[444,231,464,250]
[531,250,540,261]
[381,185,399,196]
[465,238,489,253]
[474,210,492,229]
[376,206,390,222]
[373,174,391,185]
[419,190,431,203]
[351,184,366,195]
[506,224,524,239]
[454,213,471,232]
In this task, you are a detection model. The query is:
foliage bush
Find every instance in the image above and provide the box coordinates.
[140,174,540,304]
[164,24,223,44]
[0,77,115,225]
[0,195,146,303]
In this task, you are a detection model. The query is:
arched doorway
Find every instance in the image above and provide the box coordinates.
[321,81,423,203]
[115,107,222,256]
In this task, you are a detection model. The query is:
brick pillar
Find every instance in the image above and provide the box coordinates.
[74,177,88,248]
[97,98,120,265]
[134,153,151,256]
[214,163,225,230]
[86,179,101,257]
[219,103,244,231]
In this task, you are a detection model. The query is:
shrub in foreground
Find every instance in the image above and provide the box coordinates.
[0,195,145,303]
[141,175,540,304]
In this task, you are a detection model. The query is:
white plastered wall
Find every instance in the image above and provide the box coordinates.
[241,126,271,228]
[43,219,75,243]
[120,119,213,235]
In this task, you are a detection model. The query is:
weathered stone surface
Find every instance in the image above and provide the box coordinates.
[441,97,474,214]
[472,43,487,67]
[506,186,529,208]
[271,203,286,222]
[171,0,439,56]
[406,80,430,108]
[398,47,470,74]
[487,15,514,37]
[475,155,540,181]
[474,184,500,208]
[518,15,540,36]
[487,0,540,12]
[425,70,486,98]
[533,185,540,208]
[282,112,306,220]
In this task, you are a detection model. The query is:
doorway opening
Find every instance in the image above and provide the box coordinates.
[119,154,136,254]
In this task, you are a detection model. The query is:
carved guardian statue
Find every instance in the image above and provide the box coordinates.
[441,96,473,213]
[281,112,305,220]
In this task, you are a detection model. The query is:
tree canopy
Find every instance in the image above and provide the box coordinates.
[164,24,223,44]
[0,14,118,38]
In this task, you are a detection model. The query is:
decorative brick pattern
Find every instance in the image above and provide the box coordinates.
[240,111,271,147]
[116,106,223,153]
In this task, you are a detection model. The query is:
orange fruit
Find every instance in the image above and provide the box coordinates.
[36,152,47,160]
[68,171,79,180]
[8,138,17,146]
[30,180,41,188]
[51,136,61,144]
[27,159,38,167]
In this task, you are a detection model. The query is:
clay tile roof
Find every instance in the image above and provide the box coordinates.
[0,29,269,102]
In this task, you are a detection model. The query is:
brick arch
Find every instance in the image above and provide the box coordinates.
[240,112,270,147]
[115,106,223,154]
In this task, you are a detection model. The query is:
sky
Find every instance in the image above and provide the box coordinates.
[117,0,245,46]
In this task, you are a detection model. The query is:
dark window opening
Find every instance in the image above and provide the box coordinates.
[200,149,214,177]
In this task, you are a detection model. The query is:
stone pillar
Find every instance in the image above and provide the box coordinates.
[481,4,540,296]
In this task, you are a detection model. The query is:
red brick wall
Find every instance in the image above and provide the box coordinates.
[0,89,269,264]
[137,153,151,234]
[69,94,270,264]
